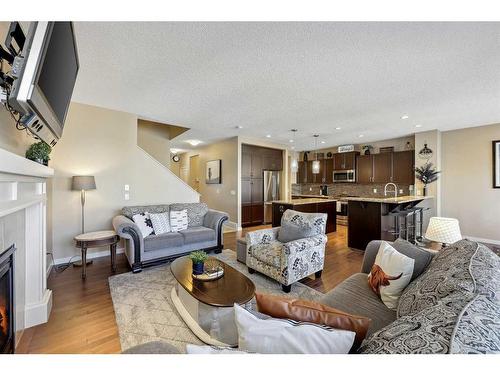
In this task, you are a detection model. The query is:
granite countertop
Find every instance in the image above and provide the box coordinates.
[291,194,331,199]
[344,195,433,204]
[272,197,337,205]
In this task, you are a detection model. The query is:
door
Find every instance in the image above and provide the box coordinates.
[188,155,200,191]
[241,148,252,178]
[344,152,357,170]
[251,154,262,178]
[356,155,373,183]
[372,153,392,183]
[392,151,415,184]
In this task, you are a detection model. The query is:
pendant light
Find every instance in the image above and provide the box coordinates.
[290,129,299,173]
[312,134,320,174]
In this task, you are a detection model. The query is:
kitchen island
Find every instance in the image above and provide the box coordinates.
[272,198,337,233]
[346,196,433,250]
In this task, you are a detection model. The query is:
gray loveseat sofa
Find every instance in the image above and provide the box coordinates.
[112,203,228,272]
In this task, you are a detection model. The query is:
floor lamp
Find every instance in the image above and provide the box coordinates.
[72,175,96,266]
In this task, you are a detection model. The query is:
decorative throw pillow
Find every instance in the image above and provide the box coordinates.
[277,209,327,243]
[255,292,371,351]
[170,203,208,227]
[149,212,171,234]
[368,241,414,309]
[234,304,355,354]
[170,209,188,232]
[131,212,155,237]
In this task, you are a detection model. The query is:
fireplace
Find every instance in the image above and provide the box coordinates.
[0,244,15,354]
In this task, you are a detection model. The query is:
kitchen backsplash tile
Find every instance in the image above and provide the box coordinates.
[292,183,413,198]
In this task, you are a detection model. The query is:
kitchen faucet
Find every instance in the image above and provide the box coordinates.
[384,182,398,199]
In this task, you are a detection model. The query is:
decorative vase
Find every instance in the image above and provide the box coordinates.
[192,261,204,275]
[303,152,308,162]
[423,185,427,196]
[364,149,370,155]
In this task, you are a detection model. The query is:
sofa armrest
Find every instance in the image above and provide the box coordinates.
[361,240,386,274]
[203,209,229,231]
[246,227,280,248]
[112,215,144,272]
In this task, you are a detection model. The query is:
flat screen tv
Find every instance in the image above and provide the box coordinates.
[9,22,79,146]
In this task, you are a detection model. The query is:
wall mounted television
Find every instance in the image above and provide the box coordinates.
[8,22,79,147]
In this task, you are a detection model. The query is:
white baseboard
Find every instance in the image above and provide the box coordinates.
[223,221,239,232]
[463,236,500,246]
[24,289,52,329]
[51,246,125,266]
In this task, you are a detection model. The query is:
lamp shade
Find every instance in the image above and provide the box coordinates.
[312,160,320,174]
[425,217,462,244]
[72,176,96,191]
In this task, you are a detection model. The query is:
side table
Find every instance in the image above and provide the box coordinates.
[74,230,120,279]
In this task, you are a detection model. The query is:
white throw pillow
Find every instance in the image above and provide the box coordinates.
[132,212,155,237]
[170,209,188,232]
[233,304,355,354]
[368,241,415,309]
[186,345,248,354]
[149,212,171,234]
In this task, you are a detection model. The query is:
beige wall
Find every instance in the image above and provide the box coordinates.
[180,137,239,225]
[137,119,172,169]
[441,123,500,242]
[50,102,199,261]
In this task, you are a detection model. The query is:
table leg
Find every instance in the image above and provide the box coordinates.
[81,245,87,280]
[111,243,117,273]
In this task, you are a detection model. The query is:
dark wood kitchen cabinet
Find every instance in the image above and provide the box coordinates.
[241,144,283,227]
[297,161,307,183]
[392,150,415,184]
[356,151,414,184]
[272,200,337,233]
[333,152,358,171]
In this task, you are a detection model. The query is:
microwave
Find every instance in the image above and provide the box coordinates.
[333,170,356,183]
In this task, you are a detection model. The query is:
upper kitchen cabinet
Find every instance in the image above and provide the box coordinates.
[262,148,283,171]
[372,152,392,183]
[297,160,308,183]
[356,151,415,184]
[333,152,358,171]
[392,150,415,184]
[356,154,373,183]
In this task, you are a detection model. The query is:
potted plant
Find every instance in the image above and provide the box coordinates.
[25,141,52,166]
[415,162,440,196]
[189,250,208,275]
[362,145,373,155]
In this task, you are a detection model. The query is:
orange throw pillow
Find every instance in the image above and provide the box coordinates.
[255,292,371,350]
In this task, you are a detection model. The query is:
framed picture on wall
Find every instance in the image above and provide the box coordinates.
[494,140,500,188]
[206,159,222,184]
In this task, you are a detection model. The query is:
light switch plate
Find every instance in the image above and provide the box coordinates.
[124,193,130,201]
[124,184,130,191]
[373,188,377,193]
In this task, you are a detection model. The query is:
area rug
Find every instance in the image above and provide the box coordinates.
[109,249,325,353]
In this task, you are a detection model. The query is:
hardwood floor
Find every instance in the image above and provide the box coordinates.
[16,224,363,354]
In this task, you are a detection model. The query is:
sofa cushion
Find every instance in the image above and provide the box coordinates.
[397,239,477,318]
[250,241,283,268]
[277,209,327,243]
[255,292,371,351]
[179,227,216,245]
[122,205,170,219]
[319,273,396,337]
[170,203,208,227]
[144,232,183,252]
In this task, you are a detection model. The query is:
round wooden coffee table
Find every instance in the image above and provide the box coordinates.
[170,256,255,347]
[74,230,120,279]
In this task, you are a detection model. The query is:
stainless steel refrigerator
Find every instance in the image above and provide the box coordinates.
[263,170,280,224]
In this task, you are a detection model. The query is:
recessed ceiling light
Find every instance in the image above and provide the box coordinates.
[291,146,295,150]
[186,140,202,146]
[335,127,341,130]
[401,115,409,120]
[289,139,294,143]
[236,125,243,129]
[415,124,422,128]
[321,141,326,144]
[266,134,271,138]
[358,134,364,138]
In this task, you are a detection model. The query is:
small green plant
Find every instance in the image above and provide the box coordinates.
[25,141,52,165]
[189,250,208,264]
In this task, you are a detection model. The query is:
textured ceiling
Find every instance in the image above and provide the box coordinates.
[71,22,500,151]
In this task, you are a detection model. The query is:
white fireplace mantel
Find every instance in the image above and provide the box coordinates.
[0,147,54,343]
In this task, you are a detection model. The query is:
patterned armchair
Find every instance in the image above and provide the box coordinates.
[245,210,328,292]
